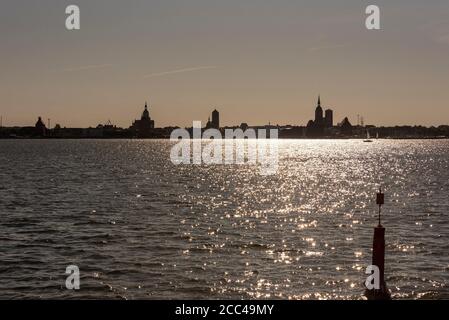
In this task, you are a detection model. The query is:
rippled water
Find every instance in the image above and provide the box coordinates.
[0,139,448,299]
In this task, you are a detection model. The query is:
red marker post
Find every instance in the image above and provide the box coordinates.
[365,187,391,300]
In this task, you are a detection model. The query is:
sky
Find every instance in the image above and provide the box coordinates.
[0,0,448,128]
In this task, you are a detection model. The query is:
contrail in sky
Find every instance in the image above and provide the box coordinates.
[144,66,217,78]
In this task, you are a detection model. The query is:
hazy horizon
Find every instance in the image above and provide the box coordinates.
[1,0,449,128]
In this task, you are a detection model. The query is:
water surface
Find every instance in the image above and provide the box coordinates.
[0,139,448,299]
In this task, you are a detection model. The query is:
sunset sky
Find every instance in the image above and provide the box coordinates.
[1,0,449,128]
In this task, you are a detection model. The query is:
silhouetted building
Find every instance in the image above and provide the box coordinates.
[212,109,219,129]
[206,109,220,129]
[315,96,323,126]
[306,96,338,137]
[131,102,155,138]
[339,117,353,135]
[35,117,47,136]
[306,96,325,137]
[325,109,333,128]
[240,122,249,131]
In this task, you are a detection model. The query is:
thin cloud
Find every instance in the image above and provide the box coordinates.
[143,66,217,78]
[60,64,113,72]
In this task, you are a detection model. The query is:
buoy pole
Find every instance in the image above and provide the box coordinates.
[365,187,391,300]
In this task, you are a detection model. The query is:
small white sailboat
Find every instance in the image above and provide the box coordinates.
[364,130,373,142]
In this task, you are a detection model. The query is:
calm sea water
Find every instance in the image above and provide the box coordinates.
[0,139,448,300]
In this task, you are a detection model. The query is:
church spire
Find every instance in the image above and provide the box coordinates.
[318,95,321,107]
[141,101,150,120]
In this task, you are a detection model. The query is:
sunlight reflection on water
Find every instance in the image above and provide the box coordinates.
[0,139,448,299]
